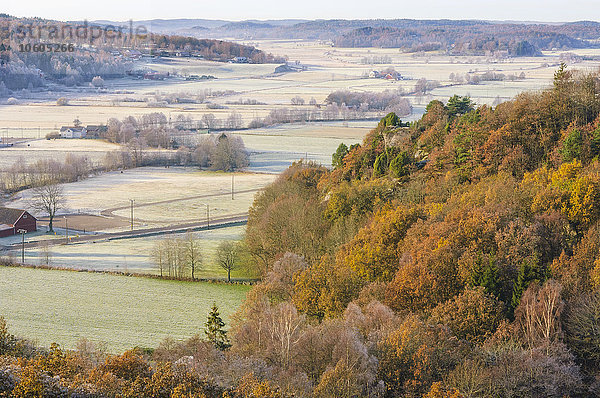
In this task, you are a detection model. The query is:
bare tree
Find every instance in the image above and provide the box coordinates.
[217,241,239,282]
[39,241,51,266]
[515,279,564,351]
[151,239,167,277]
[184,231,202,280]
[31,184,65,232]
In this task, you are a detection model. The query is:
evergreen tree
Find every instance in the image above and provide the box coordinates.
[378,112,400,128]
[561,129,582,162]
[470,256,499,298]
[510,260,547,313]
[332,143,349,169]
[591,127,600,158]
[389,151,411,178]
[446,95,474,118]
[374,152,388,177]
[204,304,231,350]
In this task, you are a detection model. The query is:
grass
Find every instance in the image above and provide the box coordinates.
[0,266,249,353]
[6,168,276,227]
[0,139,121,169]
[17,225,249,278]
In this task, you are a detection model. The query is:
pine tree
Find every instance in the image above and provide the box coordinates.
[332,143,349,169]
[470,255,499,298]
[204,304,231,351]
[374,152,388,176]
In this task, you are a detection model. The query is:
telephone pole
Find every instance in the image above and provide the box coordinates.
[64,217,69,244]
[206,204,210,229]
[17,229,26,263]
[130,199,135,231]
[231,173,234,200]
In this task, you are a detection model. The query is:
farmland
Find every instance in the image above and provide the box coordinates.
[2,37,600,353]
[2,169,274,278]
[1,41,594,137]
[0,266,249,352]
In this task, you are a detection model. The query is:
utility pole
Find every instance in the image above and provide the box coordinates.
[130,199,134,231]
[206,204,210,229]
[231,173,234,200]
[17,229,26,263]
[64,217,69,244]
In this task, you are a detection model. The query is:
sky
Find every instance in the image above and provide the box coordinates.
[3,0,600,23]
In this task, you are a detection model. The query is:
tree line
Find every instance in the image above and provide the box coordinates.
[151,234,242,282]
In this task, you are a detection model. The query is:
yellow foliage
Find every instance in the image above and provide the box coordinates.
[591,258,600,289]
[425,382,464,398]
[427,202,444,218]
[565,175,600,226]
[235,372,281,398]
[551,160,582,191]
[12,365,45,398]
[341,206,423,282]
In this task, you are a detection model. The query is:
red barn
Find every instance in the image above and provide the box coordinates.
[0,207,37,238]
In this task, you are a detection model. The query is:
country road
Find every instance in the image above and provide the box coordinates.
[8,213,249,250]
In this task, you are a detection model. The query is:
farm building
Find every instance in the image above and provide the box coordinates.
[86,125,107,138]
[0,207,37,238]
[59,126,87,139]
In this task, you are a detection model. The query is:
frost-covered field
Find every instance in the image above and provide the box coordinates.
[7,167,276,224]
[0,266,249,352]
[1,40,593,135]
[15,225,246,277]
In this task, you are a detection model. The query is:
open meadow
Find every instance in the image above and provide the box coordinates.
[0,266,249,352]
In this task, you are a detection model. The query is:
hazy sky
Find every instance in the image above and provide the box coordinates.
[3,0,600,22]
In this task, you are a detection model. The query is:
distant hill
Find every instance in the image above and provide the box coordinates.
[105,18,600,55]
[333,21,593,55]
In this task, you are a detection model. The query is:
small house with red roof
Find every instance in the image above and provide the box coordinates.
[0,207,37,238]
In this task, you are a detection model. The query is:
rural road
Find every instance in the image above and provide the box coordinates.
[9,213,249,250]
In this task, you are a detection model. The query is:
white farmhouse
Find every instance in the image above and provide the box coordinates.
[59,126,87,139]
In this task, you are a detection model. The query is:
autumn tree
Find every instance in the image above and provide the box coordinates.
[430,286,505,344]
[564,291,600,368]
[514,280,564,350]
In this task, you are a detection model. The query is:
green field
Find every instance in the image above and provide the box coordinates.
[0,266,249,353]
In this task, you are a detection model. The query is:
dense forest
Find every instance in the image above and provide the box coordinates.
[4,64,600,397]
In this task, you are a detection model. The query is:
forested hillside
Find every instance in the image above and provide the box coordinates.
[332,22,598,54]
[177,18,600,55]
[0,15,283,91]
[3,64,600,397]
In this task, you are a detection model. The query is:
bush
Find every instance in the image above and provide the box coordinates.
[45,132,60,140]
[91,76,105,88]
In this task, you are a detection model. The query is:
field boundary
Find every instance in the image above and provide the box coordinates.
[0,261,259,285]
